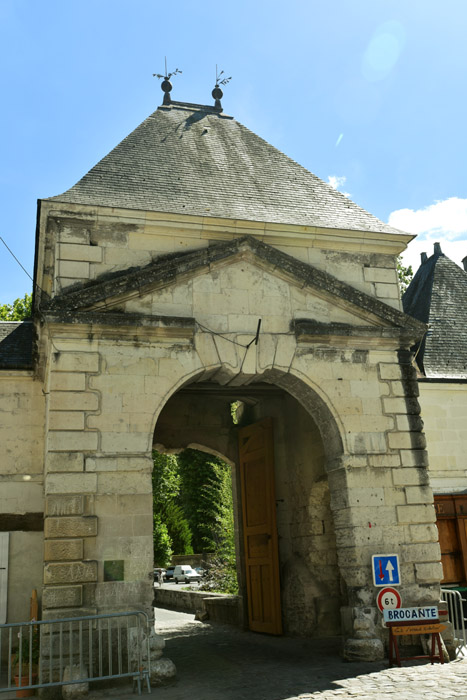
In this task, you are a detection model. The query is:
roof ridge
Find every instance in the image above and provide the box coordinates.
[158,101,233,118]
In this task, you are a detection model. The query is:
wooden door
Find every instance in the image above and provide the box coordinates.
[436,519,464,583]
[238,417,282,635]
[435,495,467,584]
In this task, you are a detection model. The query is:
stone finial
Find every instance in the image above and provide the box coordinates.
[421,252,428,264]
[153,59,182,106]
[462,256,467,272]
[212,66,231,111]
[434,242,442,256]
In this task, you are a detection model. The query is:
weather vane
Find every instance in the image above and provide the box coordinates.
[153,58,182,106]
[212,65,231,111]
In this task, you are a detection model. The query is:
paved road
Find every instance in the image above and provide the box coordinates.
[154,580,202,591]
[89,607,467,700]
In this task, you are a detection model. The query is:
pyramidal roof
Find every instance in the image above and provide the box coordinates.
[49,101,402,235]
[403,243,467,378]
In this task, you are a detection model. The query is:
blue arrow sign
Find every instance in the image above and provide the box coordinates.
[372,554,400,587]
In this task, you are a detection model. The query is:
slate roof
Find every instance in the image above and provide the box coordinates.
[0,322,33,369]
[49,101,403,235]
[402,245,467,378]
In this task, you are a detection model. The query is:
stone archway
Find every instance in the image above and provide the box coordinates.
[153,370,345,639]
[41,308,439,663]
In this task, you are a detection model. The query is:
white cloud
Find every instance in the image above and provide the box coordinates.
[388,197,467,237]
[327,175,351,198]
[388,197,467,274]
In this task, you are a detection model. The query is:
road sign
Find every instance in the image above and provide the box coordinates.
[372,553,400,586]
[376,586,401,612]
[383,606,438,623]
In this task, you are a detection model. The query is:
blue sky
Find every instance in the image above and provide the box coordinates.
[1,0,466,304]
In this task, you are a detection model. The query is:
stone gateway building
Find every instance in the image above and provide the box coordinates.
[0,94,444,662]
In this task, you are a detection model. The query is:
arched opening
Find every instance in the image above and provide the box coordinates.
[152,371,345,639]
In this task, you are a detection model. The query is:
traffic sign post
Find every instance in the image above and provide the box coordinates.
[376,587,401,612]
[372,553,400,586]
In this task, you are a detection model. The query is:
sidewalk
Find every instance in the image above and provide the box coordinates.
[85,607,467,700]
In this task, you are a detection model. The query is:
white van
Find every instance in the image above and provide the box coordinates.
[173,565,201,584]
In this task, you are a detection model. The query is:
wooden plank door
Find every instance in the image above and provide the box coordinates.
[238,417,282,635]
[435,495,467,584]
[436,519,464,584]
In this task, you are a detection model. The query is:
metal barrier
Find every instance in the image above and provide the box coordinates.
[441,588,467,657]
[0,611,151,695]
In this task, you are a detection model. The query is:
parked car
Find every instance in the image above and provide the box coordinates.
[164,566,175,581]
[195,567,205,577]
[173,565,201,584]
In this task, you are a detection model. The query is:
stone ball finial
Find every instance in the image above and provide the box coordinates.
[212,84,223,111]
[161,79,173,106]
[212,85,223,101]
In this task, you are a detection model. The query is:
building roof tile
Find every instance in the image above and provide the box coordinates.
[403,246,467,378]
[0,322,33,369]
[49,102,403,235]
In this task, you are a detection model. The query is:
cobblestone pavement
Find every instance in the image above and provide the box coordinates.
[87,607,467,700]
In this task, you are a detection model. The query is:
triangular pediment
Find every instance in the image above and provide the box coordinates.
[45,236,425,336]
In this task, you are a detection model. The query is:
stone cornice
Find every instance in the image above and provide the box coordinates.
[293,320,426,348]
[43,311,195,342]
[40,199,413,256]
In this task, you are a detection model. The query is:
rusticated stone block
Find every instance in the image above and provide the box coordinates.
[46,473,97,495]
[48,431,98,452]
[53,352,99,373]
[396,504,436,524]
[42,585,82,608]
[415,561,443,583]
[44,561,97,585]
[400,450,429,468]
[405,485,433,504]
[44,516,97,538]
[401,542,441,563]
[44,539,83,561]
[46,495,84,517]
[378,364,402,380]
[388,431,426,450]
[46,452,84,473]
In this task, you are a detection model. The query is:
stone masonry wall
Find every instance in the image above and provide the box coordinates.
[40,314,440,658]
[0,372,45,622]
[419,381,467,493]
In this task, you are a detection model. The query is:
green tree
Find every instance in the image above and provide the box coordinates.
[153,512,173,567]
[152,451,180,504]
[152,448,236,583]
[397,257,413,296]
[199,465,238,594]
[0,292,32,320]
[177,449,230,553]
[152,450,193,556]
[164,502,193,555]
